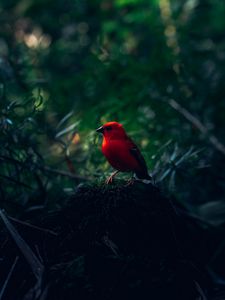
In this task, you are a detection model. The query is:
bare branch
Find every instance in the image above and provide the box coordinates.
[43,166,93,181]
[8,216,58,236]
[168,99,225,156]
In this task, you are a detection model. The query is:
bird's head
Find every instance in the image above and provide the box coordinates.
[96,121,126,140]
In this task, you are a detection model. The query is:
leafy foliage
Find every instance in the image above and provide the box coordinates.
[1,0,225,298]
[0,94,46,209]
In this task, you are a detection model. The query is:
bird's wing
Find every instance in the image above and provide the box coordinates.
[127,138,151,179]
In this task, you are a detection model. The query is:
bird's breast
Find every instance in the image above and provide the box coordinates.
[102,139,140,172]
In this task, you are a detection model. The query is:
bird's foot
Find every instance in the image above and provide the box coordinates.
[105,175,114,184]
[105,171,119,185]
[124,178,135,187]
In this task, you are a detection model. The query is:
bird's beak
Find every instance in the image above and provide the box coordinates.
[96,126,104,133]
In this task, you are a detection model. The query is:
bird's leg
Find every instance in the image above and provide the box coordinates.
[124,174,136,186]
[105,170,119,184]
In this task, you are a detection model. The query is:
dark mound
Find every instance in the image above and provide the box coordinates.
[0,182,217,299]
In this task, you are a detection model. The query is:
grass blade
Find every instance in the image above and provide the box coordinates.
[0,256,19,300]
[0,210,44,280]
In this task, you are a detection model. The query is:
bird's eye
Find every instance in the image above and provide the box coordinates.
[105,126,112,131]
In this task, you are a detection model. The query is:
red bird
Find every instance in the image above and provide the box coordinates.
[96,121,152,184]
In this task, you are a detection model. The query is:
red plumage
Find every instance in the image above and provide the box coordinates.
[96,121,151,183]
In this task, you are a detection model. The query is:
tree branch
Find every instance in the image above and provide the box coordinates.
[167,98,225,156]
[43,166,93,181]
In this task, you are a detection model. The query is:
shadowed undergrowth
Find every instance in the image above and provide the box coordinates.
[0,182,224,300]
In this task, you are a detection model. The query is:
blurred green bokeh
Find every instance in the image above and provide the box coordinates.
[0,0,225,221]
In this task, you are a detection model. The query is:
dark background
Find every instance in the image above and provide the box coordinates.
[0,0,225,298]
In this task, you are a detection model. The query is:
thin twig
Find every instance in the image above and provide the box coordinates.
[0,155,92,181]
[167,98,225,156]
[43,166,92,181]
[8,216,58,236]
